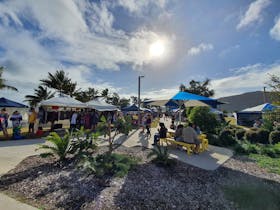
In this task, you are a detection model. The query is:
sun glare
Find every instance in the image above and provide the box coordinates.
[149,40,165,58]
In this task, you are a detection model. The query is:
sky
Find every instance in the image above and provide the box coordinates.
[0,0,280,103]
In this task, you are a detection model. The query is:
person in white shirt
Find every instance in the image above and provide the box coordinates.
[179,123,200,154]
[70,111,78,131]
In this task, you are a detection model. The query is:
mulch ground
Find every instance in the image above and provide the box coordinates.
[0,146,279,210]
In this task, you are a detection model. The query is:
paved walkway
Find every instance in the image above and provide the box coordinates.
[107,118,233,170]
[0,139,43,210]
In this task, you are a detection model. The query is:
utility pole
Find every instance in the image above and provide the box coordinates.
[138,75,144,127]
[263,86,267,103]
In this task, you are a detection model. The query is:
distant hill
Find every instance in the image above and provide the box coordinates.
[218,91,273,112]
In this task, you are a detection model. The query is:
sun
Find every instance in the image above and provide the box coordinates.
[149,40,165,58]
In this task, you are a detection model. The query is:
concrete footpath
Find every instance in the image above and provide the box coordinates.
[0,139,44,210]
[113,128,233,170]
[113,118,233,170]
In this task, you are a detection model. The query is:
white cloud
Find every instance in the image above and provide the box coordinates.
[219,45,240,58]
[237,0,271,30]
[211,63,280,98]
[0,0,175,103]
[116,0,167,14]
[270,16,280,41]
[124,63,280,99]
[187,43,213,56]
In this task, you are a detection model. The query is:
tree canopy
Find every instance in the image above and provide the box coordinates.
[40,70,78,96]
[267,74,280,104]
[0,66,18,91]
[25,85,54,106]
[180,78,214,97]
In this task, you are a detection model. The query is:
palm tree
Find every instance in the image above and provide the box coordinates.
[0,66,18,91]
[25,85,55,106]
[75,87,99,103]
[40,70,77,96]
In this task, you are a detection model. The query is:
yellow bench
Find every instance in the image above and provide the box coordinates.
[159,134,209,155]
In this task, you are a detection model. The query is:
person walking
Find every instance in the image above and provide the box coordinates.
[145,114,152,137]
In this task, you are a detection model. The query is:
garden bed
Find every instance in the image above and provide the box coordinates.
[0,146,280,210]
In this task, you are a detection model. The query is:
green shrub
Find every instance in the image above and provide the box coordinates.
[188,107,218,133]
[259,144,280,158]
[261,118,274,132]
[233,143,249,155]
[236,129,246,140]
[69,129,99,159]
[247,144,261,154]
[96,153,137,177]
[114,117,133,136]
[219,129,237,146]
[207,134,220,146]
[261,147,277,158]
[245,130,257,142]
[36,131,72,161]
[147,145,175,167]
[256,129,270,144]
[80,153,137,177]
[269,131,280,144]
[245,129,269,144]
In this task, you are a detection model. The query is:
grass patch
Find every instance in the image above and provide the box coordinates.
[223,182,280,210]
[249,154,280,175]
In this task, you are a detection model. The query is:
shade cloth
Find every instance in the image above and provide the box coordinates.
[184,100,209,107]
[0,97,28,108]
[171,91,218,108]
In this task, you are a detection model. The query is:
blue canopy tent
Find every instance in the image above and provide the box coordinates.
[237,103,277,127]
[121,104,139,112]
[170,91,219,122]
[171,91,218,108]
[0,97,28,108]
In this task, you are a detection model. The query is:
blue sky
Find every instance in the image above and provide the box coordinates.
[0,0,280,103]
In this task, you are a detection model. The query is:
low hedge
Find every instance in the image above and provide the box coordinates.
[236,129,246,140]
[219,129,236,146]
[269,131,280,144]
[245,129,270,144]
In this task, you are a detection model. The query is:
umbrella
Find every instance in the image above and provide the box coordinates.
[40,95,86,108]
[87,98,118,111]
[0,97,28,108]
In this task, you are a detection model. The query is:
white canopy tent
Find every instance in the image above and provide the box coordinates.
[87,98,118,111]
[40,95,86,108]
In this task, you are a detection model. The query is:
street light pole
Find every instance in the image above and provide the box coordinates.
[138,75,144,127]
